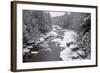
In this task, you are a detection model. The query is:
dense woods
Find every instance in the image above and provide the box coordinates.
[23,10,91,62]
[23,10,52,45]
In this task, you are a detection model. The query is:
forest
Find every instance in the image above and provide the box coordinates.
[23,10,91,62]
